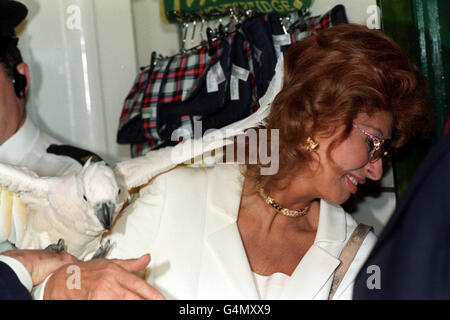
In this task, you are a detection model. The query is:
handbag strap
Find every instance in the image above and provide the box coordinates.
[328,223,373,300]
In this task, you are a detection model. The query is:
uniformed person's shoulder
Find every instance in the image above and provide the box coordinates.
[28,129,102,176]
[12,127,81,176]
[46,144,103,166]
[33,124,103,166]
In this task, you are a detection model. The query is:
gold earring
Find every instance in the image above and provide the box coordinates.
[306,137,319,152]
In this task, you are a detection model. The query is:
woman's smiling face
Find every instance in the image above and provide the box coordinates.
[310,110,393,205]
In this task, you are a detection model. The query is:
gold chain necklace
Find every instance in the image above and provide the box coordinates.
[258,188,310,217]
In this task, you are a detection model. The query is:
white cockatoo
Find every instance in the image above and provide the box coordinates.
[0,159,128,260]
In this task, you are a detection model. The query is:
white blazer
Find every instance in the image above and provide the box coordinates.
[107,164,377,300]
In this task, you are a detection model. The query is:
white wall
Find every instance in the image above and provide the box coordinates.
[131,0,179,68]
[18,0,137,163]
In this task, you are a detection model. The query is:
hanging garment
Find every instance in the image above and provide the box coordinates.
[156,39,231,146]
[291,5,348,43]
[129,31,259,157]
[117,41,224,150]
[266,13,292,58]
[200,31,259,134]
[241,14,278,100]
[117,64,156,145]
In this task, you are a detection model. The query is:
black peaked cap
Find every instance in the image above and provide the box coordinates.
[0,0,28,39]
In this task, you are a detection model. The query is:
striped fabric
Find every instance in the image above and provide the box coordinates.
[130,33,259,157]
[118,42,224,151]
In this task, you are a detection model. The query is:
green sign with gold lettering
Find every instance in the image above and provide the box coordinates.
[160,0,311,23]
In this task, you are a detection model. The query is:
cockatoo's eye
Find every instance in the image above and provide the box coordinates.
[83,195,88,202]
[118,189,121,195]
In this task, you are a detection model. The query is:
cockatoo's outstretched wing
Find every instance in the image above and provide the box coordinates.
[0,162,50,243]
[114,145,179,190]
[0,186,27,244]
[116,55,285,190]
[0,162,49,196]
[0,159,129,259]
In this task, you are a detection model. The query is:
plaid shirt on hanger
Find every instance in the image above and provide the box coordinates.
[118,42,225,154]
[131,33,260,158]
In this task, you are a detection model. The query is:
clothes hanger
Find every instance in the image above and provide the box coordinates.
[287,9,311,34]
[144,6,262,67]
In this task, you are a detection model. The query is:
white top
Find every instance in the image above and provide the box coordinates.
[0,117,81,177]
[253,272,291,300]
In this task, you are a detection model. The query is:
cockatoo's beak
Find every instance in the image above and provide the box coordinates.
[95,201,115,230]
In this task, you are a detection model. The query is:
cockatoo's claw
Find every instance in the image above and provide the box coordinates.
[91,240,111,260]
[45,238,66,253]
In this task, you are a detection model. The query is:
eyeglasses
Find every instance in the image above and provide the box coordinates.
[352,123,392,163]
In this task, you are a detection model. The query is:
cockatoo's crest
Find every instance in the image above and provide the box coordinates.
[77,159,125,231]
[80,160,120,205]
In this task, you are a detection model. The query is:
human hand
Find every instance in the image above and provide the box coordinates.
[2,249,78,286]
[43,254,165,300]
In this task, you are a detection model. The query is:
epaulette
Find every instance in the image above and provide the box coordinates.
[46,144,104,165]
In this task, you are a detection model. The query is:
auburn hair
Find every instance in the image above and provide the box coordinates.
[245,23,434,193]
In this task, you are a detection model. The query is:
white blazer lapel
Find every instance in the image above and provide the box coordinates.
[280,200,348,300]
[202,224,259,299]
[198,164,259,299]
[279,244,341,300]
[198,166,350,300]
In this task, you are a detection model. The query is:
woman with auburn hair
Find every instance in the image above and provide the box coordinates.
[44,24,434,300]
